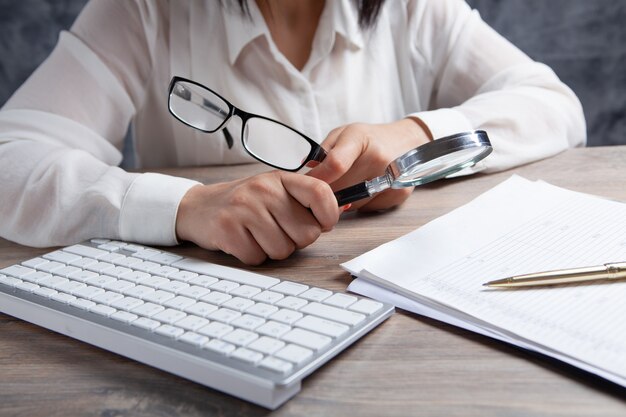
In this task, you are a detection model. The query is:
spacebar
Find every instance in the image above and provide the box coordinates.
[172,258,280,289]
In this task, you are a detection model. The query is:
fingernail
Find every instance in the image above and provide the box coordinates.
[341,204,352,212]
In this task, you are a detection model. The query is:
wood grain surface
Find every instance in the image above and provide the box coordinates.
[1,147,625,416]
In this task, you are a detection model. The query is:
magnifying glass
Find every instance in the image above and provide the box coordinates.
[334,130,492,206]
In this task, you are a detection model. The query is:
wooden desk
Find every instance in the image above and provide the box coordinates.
[1,147,625,416]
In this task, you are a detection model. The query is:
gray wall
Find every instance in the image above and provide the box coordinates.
[1,0,624,146]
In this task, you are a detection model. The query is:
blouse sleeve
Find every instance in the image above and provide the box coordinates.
[407,0,586,173]
[0,0,199,247]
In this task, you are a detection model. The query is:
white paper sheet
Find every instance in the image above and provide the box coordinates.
[344,176,626,386]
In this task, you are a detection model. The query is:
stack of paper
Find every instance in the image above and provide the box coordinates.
[343,176,626,386]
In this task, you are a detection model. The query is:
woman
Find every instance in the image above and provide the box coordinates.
[0,0,585,264]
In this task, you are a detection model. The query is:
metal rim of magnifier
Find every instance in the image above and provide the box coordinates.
[388,130,492,187]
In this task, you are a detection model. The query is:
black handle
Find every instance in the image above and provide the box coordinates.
[334,182,371,206]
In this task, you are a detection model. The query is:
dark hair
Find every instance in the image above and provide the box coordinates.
[226,0,386,29]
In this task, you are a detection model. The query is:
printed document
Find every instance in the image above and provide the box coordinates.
[343,176,626,386]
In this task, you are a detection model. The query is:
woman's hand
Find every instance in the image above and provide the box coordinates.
[307,118,432,211]
[175,171,341,265]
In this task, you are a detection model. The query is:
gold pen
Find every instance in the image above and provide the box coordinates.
[483,262,626,288]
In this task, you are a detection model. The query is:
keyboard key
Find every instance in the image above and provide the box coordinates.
[175,315,210,331]
[300,287,333,302]
[131,302,165,317]
[64,245,108,259]
[163,295,196,310]
[259,356,293,374]
[111,311,139,324]
[33,286,57,298]
[50,292,77,304]
[245,302,278,318]
[275,296,308,310]
[99,252,126,264]
[97,243,121,252]
[281,328,331,351]
[270,281,308,296]
[256,321,291,338]
[37,275,67,288]
[110,297,144,311]
[179,332,209,347]
[52,265,82,278]
[119,270,150,283]
[198,322,234,339]
[229,284,261,298]
[153,308,187,324]
[43,250,81,264]
[207,308,241,324]
[154,324,184,338]
[92,291,125,306]
[230,347,263,364]
[132,261,161,273]
[148,253,183,266]
[101,266,133,278]
[248,336,285,355]
[103,279,135,293]
[1,265,36,278]
[143,290,175,305]
[323,293,357,308]
[123,284,155,299]
[68,269,99,282]
[158,280,189,294]
[168,270,198,282]
[37,261,66,274]
[222,329,258,347]
[275,344,312,365]
[21,257,50,269]
[73,285,105,300]
[85,275,116,288]
[200,291,231,305]
[294,315,349,338]
[210,280,240,293]
[150,265,179,278]
[348,299,383,315]
[252,290,284,304]
[300,302,365,326]
[270,309,303,325]
[204,339,236,355]
[85,262,115,274]
[132,317,161,331]
[69,298,96,310]
[184,302,218,317]
[132,248,162,260]
[113,256,142,268]
[15,281,39,292]
[90,304,117,317]
[56,280,86,294]
[21,271,52,283]
[177,285,211,299]
[188,275,219,287]
[69,257,98,268]
[231,314,265,330]
[221,297,255,312]
[141,276,170,289]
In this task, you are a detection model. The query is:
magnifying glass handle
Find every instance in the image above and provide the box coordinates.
[335,182,372,206]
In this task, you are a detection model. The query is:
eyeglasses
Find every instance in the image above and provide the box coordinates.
[167,76,327,171]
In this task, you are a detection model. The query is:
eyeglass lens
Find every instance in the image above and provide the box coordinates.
[169,79,314,170]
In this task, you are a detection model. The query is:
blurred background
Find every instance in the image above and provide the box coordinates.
[0,0,624,146]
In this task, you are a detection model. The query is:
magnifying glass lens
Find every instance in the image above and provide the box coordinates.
[395,146,488,185]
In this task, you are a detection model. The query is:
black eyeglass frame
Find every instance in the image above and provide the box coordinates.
[167,76,327,172]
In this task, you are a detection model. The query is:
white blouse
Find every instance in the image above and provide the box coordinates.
[0,0,585,248]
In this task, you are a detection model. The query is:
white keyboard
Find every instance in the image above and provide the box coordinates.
[0,239,393,409]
